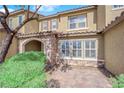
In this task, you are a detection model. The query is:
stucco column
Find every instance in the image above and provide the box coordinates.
[19,39,24,53]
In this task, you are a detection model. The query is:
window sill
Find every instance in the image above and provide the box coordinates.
[112,7,124,11]
[51,29,57,31]
[61,57,97,61]
[67,27,88,31]
[42,30,57,32]
[42,30,48,32]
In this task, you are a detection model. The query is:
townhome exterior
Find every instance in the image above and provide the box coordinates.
[0,9,43,58]
[0,5,124,75]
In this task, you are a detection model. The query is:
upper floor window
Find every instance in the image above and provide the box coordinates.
[51,19,58,31]
[68,15,87,30]
[42,21,48,31]
[112,5,124,10]
[18,15,23,25]
[0,23,3,28]
[9,18,13,29]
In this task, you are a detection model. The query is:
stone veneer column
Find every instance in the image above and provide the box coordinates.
[18,33,58,64]
[44,34,58,64]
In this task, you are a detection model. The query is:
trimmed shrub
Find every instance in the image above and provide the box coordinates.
[0,51,47,88]
[112,74,124,88]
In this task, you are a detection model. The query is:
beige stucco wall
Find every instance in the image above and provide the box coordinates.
[0,30,7,43]
[6,37,18,59]
[39,8,97,32]
[7,11,40,34]
[104,21,124,75]
[25,20,39,33]
[24,12,40,34]
[105,5,124,25]
[0,30,18,59]
[8,12,25,33]
[97,5,106,31]
[0,11,40,59]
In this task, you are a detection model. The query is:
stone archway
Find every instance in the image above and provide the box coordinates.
[18,33,58,63]
[25,40,44,52]
[19,38,44,53]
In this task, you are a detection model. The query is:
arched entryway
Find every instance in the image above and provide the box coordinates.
[19,38,44,53]
[25,40,44,52]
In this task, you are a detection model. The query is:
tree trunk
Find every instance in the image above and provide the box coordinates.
[0,33,14,63]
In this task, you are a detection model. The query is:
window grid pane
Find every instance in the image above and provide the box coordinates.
[9,19,13,29]
[113,5,124,9]
[59,39,96,59]
[70,23,76,29]
[51,19,57,30]
[72,41,82,57]
[42,21,48,31]
[19,16,23,25]
[84,40,96,59]
[68,15,86,29]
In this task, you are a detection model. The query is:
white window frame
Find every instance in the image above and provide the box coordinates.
[0,23,3,28]
[59,38,98,61]
[42,21,48,31]
[18,15,24,25]
[51,19,58,31]
[72,40,82,58]
[84,39,97,60]
[68,14,87,30]
[9,18,13,29]
[112,5,124,10]
[61,41,70,57]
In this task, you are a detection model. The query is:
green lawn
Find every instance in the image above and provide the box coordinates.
[0,51,47,88]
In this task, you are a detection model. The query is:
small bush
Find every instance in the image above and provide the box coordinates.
[0,51,47,88]
[112,74,124,88]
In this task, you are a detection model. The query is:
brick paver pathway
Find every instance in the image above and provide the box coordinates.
[47,66,112,88]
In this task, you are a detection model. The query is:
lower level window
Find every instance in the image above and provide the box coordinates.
[59,39,97,60]
[112,5,124,10]
[84,40,96,59]
[61,41,70,57]
[72,41,82,57]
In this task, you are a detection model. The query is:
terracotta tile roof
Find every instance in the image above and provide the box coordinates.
[9,9,44,17]
[16,30,98,38]
[8,6,96,19]
[57,31,98,37]
[39,5,96,20]
[16,31,57,38]
[6,5,96,19]
[57,5,96,14]
[1,6,96,20]
[98,11,124,34]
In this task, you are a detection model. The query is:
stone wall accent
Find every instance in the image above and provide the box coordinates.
[19,38,43,53]
[18,33,58,64]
